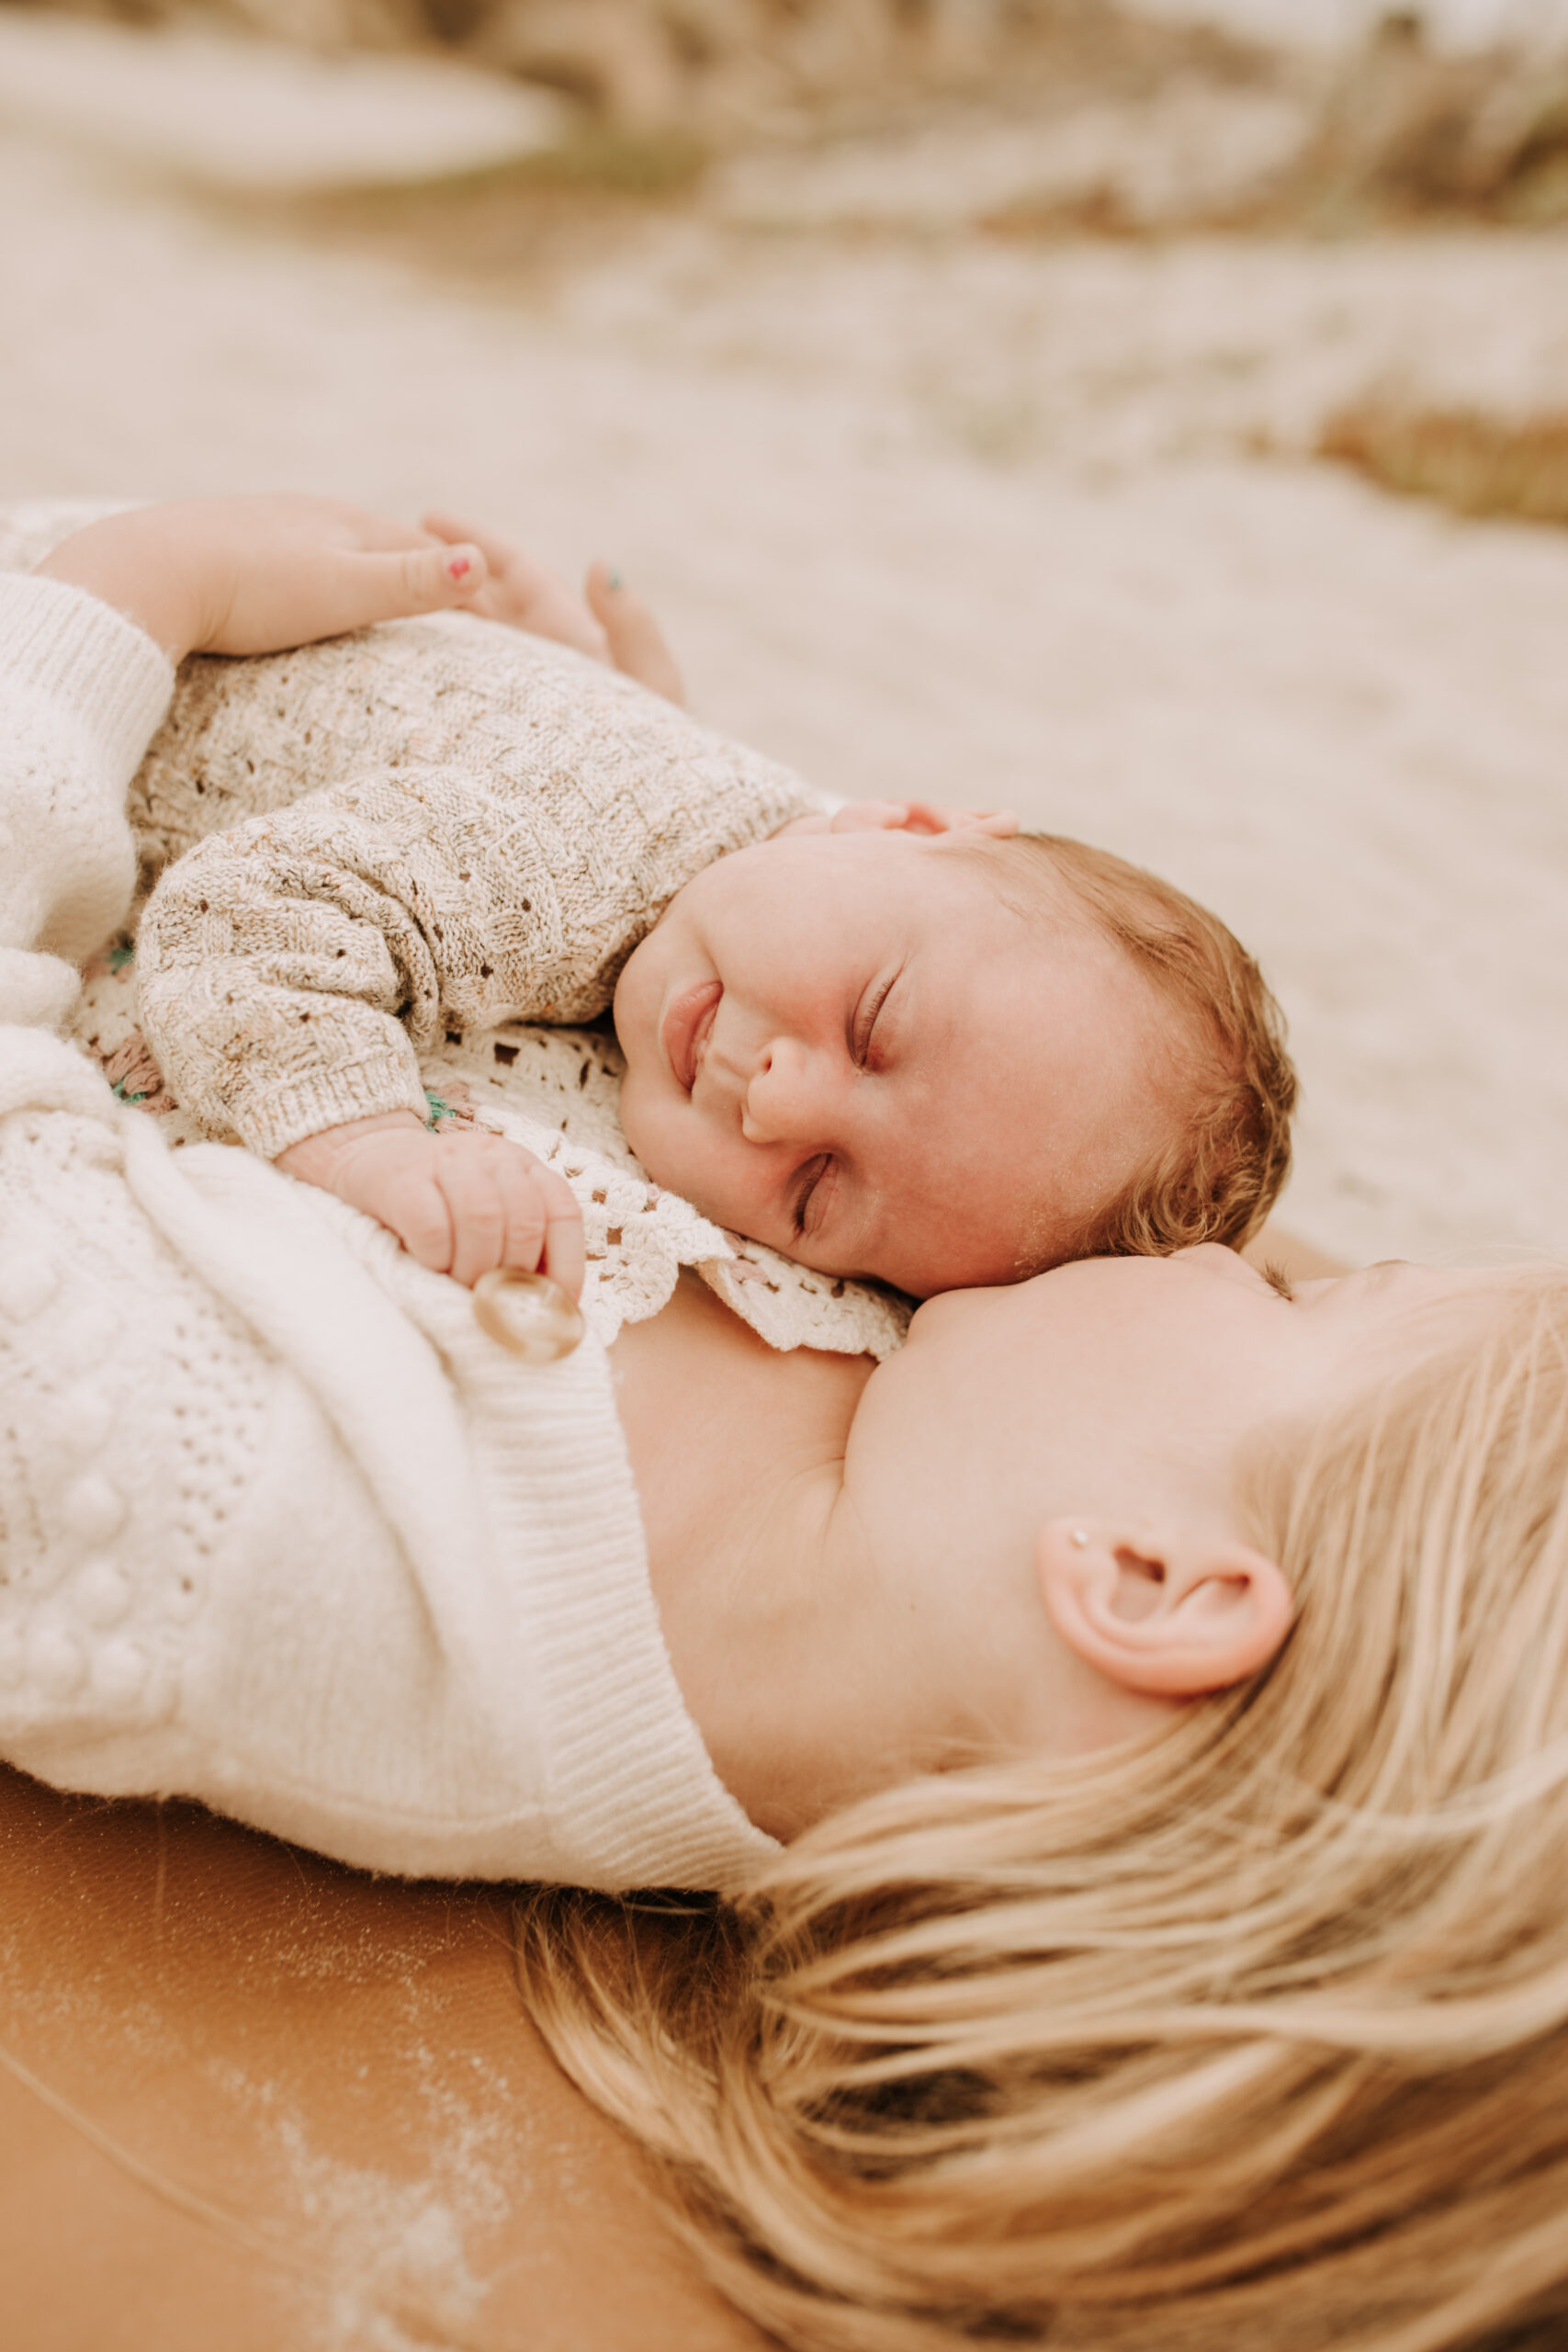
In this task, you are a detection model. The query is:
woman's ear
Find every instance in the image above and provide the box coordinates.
[1035,1518,1294,1698]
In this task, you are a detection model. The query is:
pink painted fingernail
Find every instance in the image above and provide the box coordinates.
[447,554,472,580]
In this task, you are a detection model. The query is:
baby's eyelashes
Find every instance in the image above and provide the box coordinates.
[853,974,897,1068]
[790,1155,831,1238]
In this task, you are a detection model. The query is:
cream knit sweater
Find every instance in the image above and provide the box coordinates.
[0,571,777,1891]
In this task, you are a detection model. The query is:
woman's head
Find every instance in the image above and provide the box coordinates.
[519,1266,1568,2351]
[692,1246,1522,1844]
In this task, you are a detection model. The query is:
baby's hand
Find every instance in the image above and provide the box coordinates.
[37,495,491,664]
[276,1114,586,1296]
[421,512,686,707]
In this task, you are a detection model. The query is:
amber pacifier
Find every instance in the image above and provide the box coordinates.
[472,1267,585,1363]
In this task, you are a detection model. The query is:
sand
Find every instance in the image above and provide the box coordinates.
[2,19,1566,1271]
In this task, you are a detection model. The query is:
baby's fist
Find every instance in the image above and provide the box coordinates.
[276,1113,585,1296]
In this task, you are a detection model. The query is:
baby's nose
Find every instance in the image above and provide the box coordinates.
[739,1037,819,1145]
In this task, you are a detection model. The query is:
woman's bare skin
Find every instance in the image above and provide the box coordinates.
[615,1227,1345,1654]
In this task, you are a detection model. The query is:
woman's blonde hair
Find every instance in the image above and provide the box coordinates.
[516,1272,1568,2352]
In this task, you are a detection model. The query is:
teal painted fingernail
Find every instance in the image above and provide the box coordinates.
[607,568,624,592]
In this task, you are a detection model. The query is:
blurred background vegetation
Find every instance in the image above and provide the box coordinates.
[15,0,1563,517]
[7,0,1568,227]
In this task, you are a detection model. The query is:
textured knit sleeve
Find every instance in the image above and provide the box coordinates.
[133,611,818,1157]
[0,572,174,987]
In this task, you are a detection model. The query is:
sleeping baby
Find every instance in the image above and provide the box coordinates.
[36,498,1297,1314]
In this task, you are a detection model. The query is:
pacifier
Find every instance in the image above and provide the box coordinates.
[472,1267,585,1363]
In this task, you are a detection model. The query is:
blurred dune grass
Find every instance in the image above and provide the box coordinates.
[1320,402,1568,528]
[25,0,1563,240]
[3,0,1275,141]
[17,0,1568,534]
[1273,16,1568,230]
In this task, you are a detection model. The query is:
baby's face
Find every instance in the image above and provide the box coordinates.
[613,830,1177,1297]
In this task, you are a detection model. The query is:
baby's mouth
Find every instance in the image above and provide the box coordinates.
[661,978,723,1094]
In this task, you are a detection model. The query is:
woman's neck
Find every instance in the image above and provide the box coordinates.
[609,1271,879,1838]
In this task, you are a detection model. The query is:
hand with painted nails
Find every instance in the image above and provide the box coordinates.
[421,512,686,707]
[275,1112,587,1297]
[37,495,491,666]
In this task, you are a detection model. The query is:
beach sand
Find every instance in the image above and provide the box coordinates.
[2,25,1565,1271]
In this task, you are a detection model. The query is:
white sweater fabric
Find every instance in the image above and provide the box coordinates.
[0,571,776,1891]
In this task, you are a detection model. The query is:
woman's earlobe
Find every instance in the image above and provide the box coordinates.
[1035,1518,1294,1698]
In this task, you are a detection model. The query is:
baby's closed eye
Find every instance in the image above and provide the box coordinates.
[853,973,899,1068]
[791,1155,832,1238]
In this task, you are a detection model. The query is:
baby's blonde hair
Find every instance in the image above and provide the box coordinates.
[975,831,1298,1268]
[516,1271,1568,2351]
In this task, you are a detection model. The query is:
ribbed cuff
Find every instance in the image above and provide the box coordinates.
[229,1048,434,1162]
[0,573,174,789]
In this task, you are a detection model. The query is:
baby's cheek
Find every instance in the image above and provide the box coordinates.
[616,1082,695,1195]
[641,1123,760,1236]
[615,1069,658,1165]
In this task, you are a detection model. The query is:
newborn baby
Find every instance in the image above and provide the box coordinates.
[63,501,1294,1300]
[609,815,1292,1296]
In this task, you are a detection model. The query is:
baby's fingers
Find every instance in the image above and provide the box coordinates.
[386,1169,459,1277]
[529,1162,586,1301]
[422,510,608,660]
[426,1137,585,1296]
[586,563,685,707]
[433,1139,513,1289]
[905,800,1019,838]
[490,1145,585,1299]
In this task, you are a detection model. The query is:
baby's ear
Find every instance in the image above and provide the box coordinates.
[828,800,1019,838]
[1035,1518,1293,1698]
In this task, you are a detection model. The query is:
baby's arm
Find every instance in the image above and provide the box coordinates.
[197,519,676,1295]
[23,494,602,1293]
[419,511,687,709]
